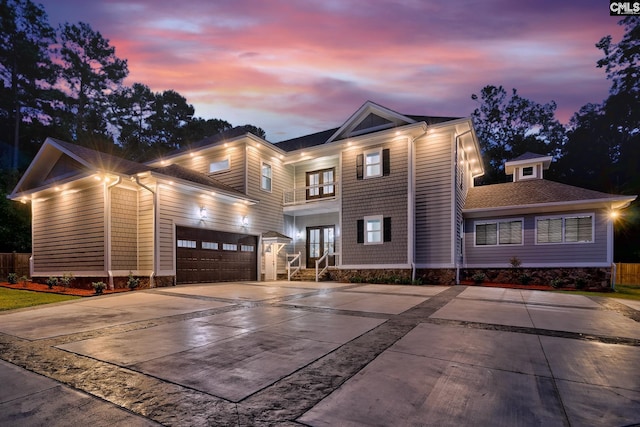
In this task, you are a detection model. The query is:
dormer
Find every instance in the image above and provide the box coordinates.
[504,152,552,182]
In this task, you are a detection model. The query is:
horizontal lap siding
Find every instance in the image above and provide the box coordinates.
[290,212,340,266]
[464,210,610,266]
[245,146,287,234]
[415,132,454,265]
[172,143,247,192]
[111,187,138,270]
[33,184,105,272]
[342,139,408,265]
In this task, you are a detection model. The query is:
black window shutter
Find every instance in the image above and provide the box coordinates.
[383,217,392,242]
[356,154,364,180]
[357,219,364,243]
[382,148,390,176]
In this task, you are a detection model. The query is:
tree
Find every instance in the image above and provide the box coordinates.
[109,82,155,161]
[181,117,233,143]
[149,89,194,152]
[55,21,128,145]
[471,85,566,184]
[0,0,56,170]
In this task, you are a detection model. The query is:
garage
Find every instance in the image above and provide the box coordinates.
[176,227,257,284]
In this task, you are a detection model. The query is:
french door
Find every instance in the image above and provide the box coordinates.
[306,225,335,268]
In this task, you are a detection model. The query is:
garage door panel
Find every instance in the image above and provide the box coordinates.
[176,227,257,284]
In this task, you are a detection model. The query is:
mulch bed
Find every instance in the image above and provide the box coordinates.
[0,282,132,297]
[459,281,558,291]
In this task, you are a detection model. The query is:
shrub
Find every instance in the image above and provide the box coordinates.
[60,273,74,290]
[509,256,522,268]
[46,276,58,289]
[575,277,587,289]
[519,273,532,285]
[472,273,486,284]
[127,272,139,290]
[550,278,563,289]
[7,273,18,284]
[20,275,28,287]
[92,281,106,295]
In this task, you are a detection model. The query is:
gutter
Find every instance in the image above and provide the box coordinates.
[454,129,472,285]
[133,176,157,287]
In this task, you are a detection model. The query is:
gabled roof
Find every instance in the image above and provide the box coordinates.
[9,137,255,202]
[464,179,636,213]
[274,101,462,152]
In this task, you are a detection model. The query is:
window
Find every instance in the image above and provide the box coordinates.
[356,148,390,179]
[537,218,562,243]
[209,157,230,173]
[475,220,522,246]
[365,149,382,178]
[536,215,593,244]
[222,243,238,251]
[357,216,392,244]
[306,168,335,200]
[241,245,254,252]
[177,239,196,248]
[261,161,272,192]
[202,241,218,250]
[366,216,382,244]
[519,165,537,180]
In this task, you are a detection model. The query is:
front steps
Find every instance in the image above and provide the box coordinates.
[278,269,330,281]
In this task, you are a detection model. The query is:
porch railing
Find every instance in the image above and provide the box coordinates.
[287,252,301,281]
[283,182,338,206]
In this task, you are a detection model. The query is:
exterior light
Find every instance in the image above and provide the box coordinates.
[200,207,207,219]
[609,210,619,220]
[241,216,249,227]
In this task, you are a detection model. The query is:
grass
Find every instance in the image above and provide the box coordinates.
[557,284,640,301]
[0,287,81,311]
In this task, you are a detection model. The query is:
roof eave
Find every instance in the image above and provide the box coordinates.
[463,195,637,217]
[149,171,259,205]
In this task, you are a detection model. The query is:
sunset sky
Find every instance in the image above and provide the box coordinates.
[38,0,623,142]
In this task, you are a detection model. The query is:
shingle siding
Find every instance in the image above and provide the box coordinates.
[341,138,408,265]
[414,131,454,266]
[111,187,138,270]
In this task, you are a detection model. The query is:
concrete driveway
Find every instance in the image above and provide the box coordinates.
[0,281,639,426]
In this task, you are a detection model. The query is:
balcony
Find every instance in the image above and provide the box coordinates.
[283,182,340,214]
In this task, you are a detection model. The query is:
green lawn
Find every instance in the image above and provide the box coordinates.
[0,288,81,311]
[557,284,640,301]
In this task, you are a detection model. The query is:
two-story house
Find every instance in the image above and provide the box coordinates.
[9,102,636,288]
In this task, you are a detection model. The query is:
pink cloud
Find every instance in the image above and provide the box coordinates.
[38,0,623,141]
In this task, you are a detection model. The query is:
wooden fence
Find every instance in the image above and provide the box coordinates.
[615,263,640,286]
[0,253,31,279]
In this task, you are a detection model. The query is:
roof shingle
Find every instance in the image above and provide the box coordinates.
[465,179,633,210]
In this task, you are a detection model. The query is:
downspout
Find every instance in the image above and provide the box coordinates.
[410,128,429,283]
[133,176,157,287]
[454,130,472,285]
[106,176,122,289]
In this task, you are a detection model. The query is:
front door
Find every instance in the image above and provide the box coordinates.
[264,243,276,280]
[306,225,335,268]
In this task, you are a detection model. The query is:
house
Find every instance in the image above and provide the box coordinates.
[9,101,636,288]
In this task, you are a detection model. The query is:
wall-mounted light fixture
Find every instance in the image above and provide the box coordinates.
[200,206,207,219]
[241,216,249,227]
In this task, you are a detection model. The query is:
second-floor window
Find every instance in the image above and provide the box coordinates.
[261,161,272,192]
[306,168,335,200]
[356,148,390,179]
